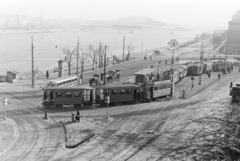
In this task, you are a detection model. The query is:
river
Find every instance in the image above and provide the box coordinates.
[0,28,203,75]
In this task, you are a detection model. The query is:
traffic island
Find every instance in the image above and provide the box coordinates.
[56,116,113,149]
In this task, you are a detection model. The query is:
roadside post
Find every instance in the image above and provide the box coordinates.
[2,98,7,120]
[182,89,185,98]
[105,96,110,120]
[191,76,194,90]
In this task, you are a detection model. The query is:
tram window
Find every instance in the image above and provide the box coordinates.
[159,85,162,90]
[111,90,118,95]
[104,89,109,95]
[74,92,82,97]
[163,85,166,89]
[65,92,72,97]
[126,89,132,94]
[119,89,126,95]
[55,92,63,97]
[154,86,158,91]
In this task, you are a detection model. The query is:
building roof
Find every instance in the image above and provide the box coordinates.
[134,68,155,76]
[93,84,140,89]
[44,85,93,91]
[7,71,19,74]
[229,17,240,24]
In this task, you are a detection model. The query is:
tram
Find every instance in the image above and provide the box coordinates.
[43,86,93,107]
[94,84,141,105]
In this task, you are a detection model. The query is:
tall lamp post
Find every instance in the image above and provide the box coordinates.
[171,43,175,64]
[199,42,205,85]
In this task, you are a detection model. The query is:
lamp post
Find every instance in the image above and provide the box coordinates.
[199,42,205,85]
[171,43,175,64]
[3,98,8,120]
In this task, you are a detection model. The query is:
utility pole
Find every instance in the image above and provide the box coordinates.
[80,51,84,81]
[171,43,175,64]
[76,36,79,75]
[31,36,34,88]
[99,42,101,69]
[104,45,107,85]
[123,36,125,62]
[76,36,80,84]
[199,42,204,85]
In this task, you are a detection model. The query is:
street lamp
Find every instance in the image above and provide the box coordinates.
[171,43,175,64]
[199,42,205,85]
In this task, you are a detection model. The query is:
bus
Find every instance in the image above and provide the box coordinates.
[46,75,78,87]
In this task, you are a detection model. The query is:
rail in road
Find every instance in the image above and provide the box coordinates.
[56,76,192,161]
[0,89,63,161]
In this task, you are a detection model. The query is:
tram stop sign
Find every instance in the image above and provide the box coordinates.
[105,96,110,104]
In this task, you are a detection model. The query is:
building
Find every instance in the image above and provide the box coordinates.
[6,71,20,83]
[227,10,240,54]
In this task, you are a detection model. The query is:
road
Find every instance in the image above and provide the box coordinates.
[0,36,235,161]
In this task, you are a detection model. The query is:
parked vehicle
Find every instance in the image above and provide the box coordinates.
[46,75,78,87]
[231,84,240,102]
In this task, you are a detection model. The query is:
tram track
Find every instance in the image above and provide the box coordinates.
[0,89,63,161]
[100,76,192,161]
[120,73,237,160]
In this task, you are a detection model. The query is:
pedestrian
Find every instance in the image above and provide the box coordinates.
[150,56,152,60]
[89,79,92,86]
[218,73,221,80]
[230,82,233,89]
[75,110,80,122]
[46,70,49,79]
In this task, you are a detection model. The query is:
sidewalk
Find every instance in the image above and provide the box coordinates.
[179,72,233,99]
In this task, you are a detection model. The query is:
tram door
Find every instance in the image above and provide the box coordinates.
[149,87,153,99]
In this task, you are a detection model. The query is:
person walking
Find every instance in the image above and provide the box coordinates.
[230,82,233,89]
[75,110,80,122]
[218,73,221,80]
[46,70,49,79]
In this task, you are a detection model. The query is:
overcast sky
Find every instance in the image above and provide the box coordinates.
[0,0,239,28]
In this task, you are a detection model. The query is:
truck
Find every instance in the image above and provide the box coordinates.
[231,84,240,102]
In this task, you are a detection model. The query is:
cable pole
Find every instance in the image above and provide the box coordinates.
[76,36,79,75]
[31,36,34,88]
[80,50,84,81]
[99,42,101,69]
[76,36,80,84]
[123,36,125,62]
[171,43,175,64]
[104,45,107,85]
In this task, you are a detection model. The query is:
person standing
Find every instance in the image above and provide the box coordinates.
[46,70,49,79]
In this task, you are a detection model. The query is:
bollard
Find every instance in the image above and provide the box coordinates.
[72,113,75,122]
[182,89,185,98]
[43,110,49,120]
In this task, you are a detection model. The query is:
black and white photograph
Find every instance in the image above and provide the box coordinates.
[0,0,240,160]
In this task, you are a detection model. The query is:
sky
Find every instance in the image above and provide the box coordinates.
[0,0,239,29]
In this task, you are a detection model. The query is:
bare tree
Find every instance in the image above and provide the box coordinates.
[62,47,76,75]
[126,43,134,61]
[155,99,240,161]
[86,45,99,71]
[79,48,88,79]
